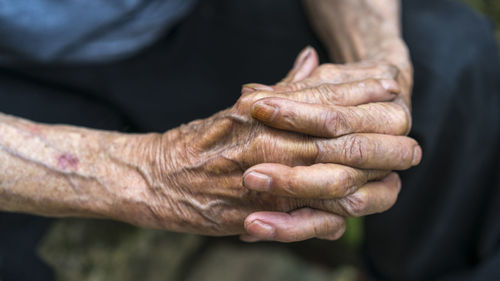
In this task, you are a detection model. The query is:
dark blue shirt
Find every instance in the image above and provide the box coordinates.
[0,0,197,63]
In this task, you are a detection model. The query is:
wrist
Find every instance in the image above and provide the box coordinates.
[101,127,196,230]
[304,0,407,68]
[367,37,413,78]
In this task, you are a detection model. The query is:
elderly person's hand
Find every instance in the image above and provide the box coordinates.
[0,1,418,242]
[241,0,416,242]
[120,65,419,238]
[0,60,418,240]
[237,47,417,242]
[247,47,411,139]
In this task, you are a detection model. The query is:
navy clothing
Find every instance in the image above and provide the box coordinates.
[0,0,197,63]
[0,0,499,280]
[364,1,500,280]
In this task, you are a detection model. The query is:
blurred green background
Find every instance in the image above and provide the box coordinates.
[38,1,500,281]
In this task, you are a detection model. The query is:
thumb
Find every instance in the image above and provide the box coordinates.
[280,46,319,84]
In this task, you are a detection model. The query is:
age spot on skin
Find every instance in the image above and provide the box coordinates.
[57,153,79,170]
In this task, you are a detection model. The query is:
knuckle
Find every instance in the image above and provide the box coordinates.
[398,108,411,135]
[342,135,368,165]
[400,106,412,134]
[355,78,388,100]
[378,63,400,79]
[369,78,387,92]
[325,219,347,240]
[318,83,344,104]
[380,189,399,213]
[347,82,370,99]
[280,107,299,128]
[322,110,348,137]
[312,138,325,163]
[238,91,275,107]
[278,225,305,243]
[328,227,346,241]
[408,137,419,147]
[386,103,410,134]
[312,224,324,238]
[334,168,357,196]
[251,92,273,102]
[341,191,369,217]
[316,64,337,80]
[235,94,257,113]
[283,168,302,197]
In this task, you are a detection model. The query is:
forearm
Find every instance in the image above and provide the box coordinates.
[304,0,413,115]
[303,0,411,76]
[0,113,162,226]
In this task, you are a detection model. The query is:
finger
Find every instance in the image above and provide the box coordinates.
[240,46,318,95]
[277,62,399,92]
[239,234,261,243]
[319,172,402,217]
[242,163,389,199]
[314,134,422,170]
[241,83,275,94]
[281,46,319,84]
[240,133,420,171]
[243,208,346,242]
[240,78,398,117]
[252,99,409,138]
[284,78,400,106]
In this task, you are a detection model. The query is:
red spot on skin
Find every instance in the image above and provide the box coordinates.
[27,125,42,134]
[57,153,79,170]
[24,125,44,139]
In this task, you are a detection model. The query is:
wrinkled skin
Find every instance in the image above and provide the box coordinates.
[238,0,416,241]
[0,47,418,243]
[128,49,420,241]
[239,48,416,242]
[0,0,419,243]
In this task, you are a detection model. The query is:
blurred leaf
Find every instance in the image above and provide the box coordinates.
[341,218,363,250]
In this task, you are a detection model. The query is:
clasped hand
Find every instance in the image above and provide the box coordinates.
[137,47,421,243]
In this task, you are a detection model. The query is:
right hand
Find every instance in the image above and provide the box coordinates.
[114,71,421,242]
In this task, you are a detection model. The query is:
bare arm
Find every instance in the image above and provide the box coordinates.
[0,70,419,239]
[0,2,420,241]
[241,1,419,241]
[303,0,413,105]
[0,113,157,224]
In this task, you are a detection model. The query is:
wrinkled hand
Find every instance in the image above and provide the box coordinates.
[130,53,420,242]
[252,46,413,136]
[240,47,417,242]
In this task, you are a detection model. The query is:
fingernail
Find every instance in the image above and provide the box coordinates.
[380,79,400,94]
[294,46,313,69]
[243,172,272,191]
[242,84,274,94]
[246,220,275,239]
[412,146,422,166]
[251,103,278,122]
